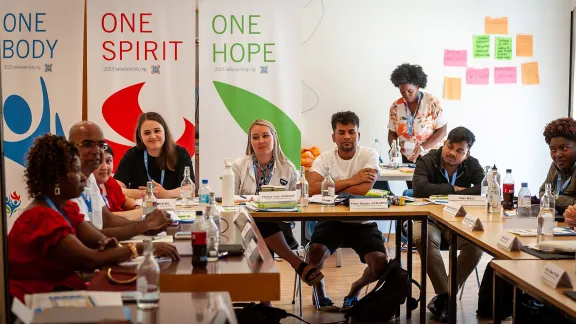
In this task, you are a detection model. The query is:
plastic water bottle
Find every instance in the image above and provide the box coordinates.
[142,181,157,215]
[205,205,220,262]
[222,159,235,207]
[321,167,336,207]
[180,166,194,208]
[137,239,160,309]
[297,166,309,207]
[373,139,382,164]
[538,183,555,243]
[517,183,531,217]
[199,179,211,206]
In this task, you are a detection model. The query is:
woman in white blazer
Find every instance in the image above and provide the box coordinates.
[233,119,323,287]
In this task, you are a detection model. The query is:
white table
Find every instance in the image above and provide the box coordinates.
[378,167,413,181]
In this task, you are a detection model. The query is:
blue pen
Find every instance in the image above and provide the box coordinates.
[240,195,247,199]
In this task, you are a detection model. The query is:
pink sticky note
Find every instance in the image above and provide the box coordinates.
[466,68,489,85]
[494,67,517,84]
[444,50,467,67]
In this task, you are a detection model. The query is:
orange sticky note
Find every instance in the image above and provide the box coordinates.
[516,34,533,57]
[485,17,508,34]
[521,62,539,85]
[443,77,461,100]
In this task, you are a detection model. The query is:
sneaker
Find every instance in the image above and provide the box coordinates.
[427,293,448,317]
[313,297,341,312]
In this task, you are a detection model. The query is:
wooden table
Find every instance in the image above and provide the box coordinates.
[378,167,414,181]
[100,209,281,302]
[125,292,238,324]
[491,260,576,323]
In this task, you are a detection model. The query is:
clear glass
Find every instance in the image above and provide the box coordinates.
[199,179,211,206]
[208,192,220,233]
[517,183,531,217]
[137,240,160,309]
[389,140,401,168]
[142,181,157,215]
[297,166,309,207]
[180,166,194,208]
[205,205,220,262]
[321,167,336,207]
[488,173,501,214]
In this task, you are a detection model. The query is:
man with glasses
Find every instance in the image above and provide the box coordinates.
[68,121,171,241]
[412,126,484,323]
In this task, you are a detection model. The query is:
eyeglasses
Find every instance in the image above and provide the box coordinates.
[77,140,109,150]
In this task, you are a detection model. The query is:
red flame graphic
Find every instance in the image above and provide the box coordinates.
[102,82,195,170]
[10,191,20,201]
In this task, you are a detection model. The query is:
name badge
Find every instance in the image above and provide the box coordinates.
[462,214,484,231]
[448,195,487,206]
[259,191,298,202]
[157,199,176,210]
[443,202,467,217]
[349,198,389,210]
[541,262,573,288]
[497,231,523,251]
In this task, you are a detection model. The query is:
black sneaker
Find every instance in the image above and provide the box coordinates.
[427,293,448,317]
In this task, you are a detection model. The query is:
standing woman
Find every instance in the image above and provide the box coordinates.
[114,112,194,199]
[233,119,324,286]
[388,63,448,187]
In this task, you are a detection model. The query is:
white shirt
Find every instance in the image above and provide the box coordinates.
[70,173,105,230]
[311,146,380,181]
[232,155,298,195]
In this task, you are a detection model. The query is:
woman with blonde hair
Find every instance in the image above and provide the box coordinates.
[233,119,323,286]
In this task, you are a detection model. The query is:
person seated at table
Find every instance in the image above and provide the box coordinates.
[540,117,576,214]
[307,111,387,312]
[114,112,194,199]
[93,146,142,221]
[7,135,179,302]
[412,126,484,322]
[68,121,173,240]
[233,119,324,287]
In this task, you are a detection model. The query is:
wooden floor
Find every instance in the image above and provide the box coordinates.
[272,240,511,324]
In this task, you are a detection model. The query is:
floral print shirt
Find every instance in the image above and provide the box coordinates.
[387,92,447,151]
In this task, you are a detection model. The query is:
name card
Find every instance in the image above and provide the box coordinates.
[448,195,486,206]
[259,191,298,202]
[157,199,176,210]
[462,214,484,231]
[241,222,252,239]
[497,231,523,251]
[444,202,467,217]
[349,198,389,210]
[541,262,573,288]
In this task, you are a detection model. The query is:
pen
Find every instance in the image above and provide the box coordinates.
[219,251,229,259]
[240,195,247,199]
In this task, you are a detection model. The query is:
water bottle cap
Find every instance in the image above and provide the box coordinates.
[374,139,379,142]
[195,210,203,216]
[506,169,512,173]
[521,182,528,187]
[202,179,208,184]
[492,164,497,170]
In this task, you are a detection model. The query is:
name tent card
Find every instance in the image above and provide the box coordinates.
[157,199,176,210]
[349,198,389,210]
[541,262,573,288]
[497,231,523,251]
[462,214,484,231]
[259,191,298,202]
[444,202,467,217]
[448,195,486,206]
[241,222,252,239]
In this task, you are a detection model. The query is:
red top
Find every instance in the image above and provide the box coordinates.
[8,201,87,301]
[101,177,127,212]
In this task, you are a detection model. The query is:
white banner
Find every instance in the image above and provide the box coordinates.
[1,0,84,232]
[199,0,301,195]
[87,0,197,171]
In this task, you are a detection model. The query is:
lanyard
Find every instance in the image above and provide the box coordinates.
[81,191,92,214]
[144,151,165,187]
[44,196,72,227]
[253,163,274,193]
[556,174,573,195]
[404,91,422,137]
[443,168,458,185]
[102,192,110,208]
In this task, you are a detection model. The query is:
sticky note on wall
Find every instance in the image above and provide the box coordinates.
[485,17,508,34]
[495,37,512,60]
[473,35,490,58]
[516,34,533,57]
[521,62,539,85]
[494,67,517,84]
[443,77,461,100]
[466,68,489,85]
[444,50,467,67]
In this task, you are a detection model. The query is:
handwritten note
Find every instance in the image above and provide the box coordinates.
[443,77,461,100]
[495,37,513,60]
[494,67,517,84]
[444,50,467,67]
[516,34,533,57]
[521,62,540,85]
[485,17,508,34]
[473,35,490,58]
[466,68,489,85]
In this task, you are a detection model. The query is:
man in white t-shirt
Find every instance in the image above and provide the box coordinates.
[306,111,388,312]
[68,121,171,241]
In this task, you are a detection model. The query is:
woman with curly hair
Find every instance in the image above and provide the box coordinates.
[7,134,179,301]
[541,118,576,216]
[388,63,448,167]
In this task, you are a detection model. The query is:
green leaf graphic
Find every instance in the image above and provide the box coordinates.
[213,81,301,167]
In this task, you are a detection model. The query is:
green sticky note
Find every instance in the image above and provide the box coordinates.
[495,37,513,60]
[473,35,490,58]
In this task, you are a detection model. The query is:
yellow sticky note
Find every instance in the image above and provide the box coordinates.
[516,34,533,57]
[521,62,539,85]
[443,77,461,100]
[485,17,508,34]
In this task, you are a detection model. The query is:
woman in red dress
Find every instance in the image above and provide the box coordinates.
[8,135,179,301]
